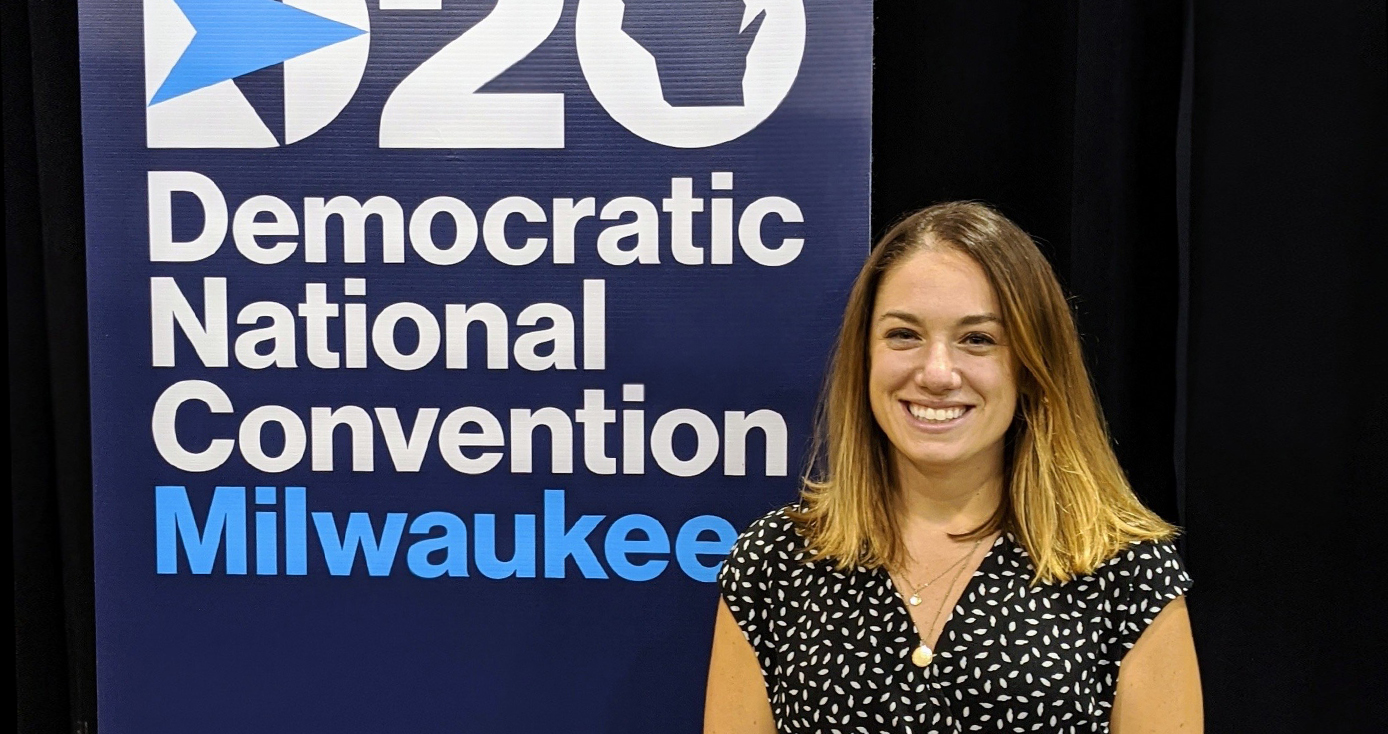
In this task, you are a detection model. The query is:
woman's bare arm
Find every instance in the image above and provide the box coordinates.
[704,598,778,734]
[1111,595,1203,733]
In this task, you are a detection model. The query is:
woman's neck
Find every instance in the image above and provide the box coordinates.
[892,450,1005,536]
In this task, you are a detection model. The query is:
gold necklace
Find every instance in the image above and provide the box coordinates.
[897,542,978,606]
[907,536,985,668]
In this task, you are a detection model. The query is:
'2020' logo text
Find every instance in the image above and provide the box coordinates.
[144,0,805,149]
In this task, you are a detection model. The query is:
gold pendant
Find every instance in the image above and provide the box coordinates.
[911,643,933,667]
[908,594,921,606]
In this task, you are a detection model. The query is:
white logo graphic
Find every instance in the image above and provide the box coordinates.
[143,0,804,150]
[143,0,370,148]
[379,0,567,149]
[576,0,805,148]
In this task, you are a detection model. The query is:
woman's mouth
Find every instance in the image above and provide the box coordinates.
[902,401,971,429]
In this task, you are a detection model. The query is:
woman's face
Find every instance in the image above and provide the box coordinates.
[868,245,1018,477]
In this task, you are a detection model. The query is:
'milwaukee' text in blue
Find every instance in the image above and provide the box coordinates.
[156,486,735,582]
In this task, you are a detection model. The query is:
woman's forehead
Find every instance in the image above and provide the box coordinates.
[874,248,1000,317]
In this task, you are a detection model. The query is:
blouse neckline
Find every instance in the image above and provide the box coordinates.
[876,532,1013,670]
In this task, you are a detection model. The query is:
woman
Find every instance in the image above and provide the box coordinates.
[704,202,1201,733]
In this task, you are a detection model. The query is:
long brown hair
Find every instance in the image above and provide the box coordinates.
[789,201,1176,583]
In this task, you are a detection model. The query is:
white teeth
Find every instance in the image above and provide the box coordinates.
[908,404,966,422]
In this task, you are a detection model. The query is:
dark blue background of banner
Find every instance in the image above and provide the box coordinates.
[80,1,869,730]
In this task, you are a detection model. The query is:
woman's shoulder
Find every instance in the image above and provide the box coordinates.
[717,504,807,587]
[715,505,810,667]
[1087,537,1193,649]
[1094,537,1191,589]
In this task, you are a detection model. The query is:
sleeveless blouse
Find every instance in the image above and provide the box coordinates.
[716,506,1192,733]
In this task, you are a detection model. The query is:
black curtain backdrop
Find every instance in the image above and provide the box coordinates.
[7,1,1387,732]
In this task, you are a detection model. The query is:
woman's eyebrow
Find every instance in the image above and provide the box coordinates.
[877,310,921,325]
[958,313,1002,327]
[877,311,1001,327]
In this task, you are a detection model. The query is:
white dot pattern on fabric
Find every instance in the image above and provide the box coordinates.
[716,506,1192,733]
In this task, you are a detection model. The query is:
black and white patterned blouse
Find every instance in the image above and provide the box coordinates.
[716,506,1192,733]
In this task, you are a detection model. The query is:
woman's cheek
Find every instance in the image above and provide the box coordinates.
[873,349,914,386]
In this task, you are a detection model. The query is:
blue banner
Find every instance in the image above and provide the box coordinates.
[80,1,869,730]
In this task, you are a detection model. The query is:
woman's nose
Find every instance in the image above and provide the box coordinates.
[915,341,962,392]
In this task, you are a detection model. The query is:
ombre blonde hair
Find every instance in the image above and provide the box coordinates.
[789,201,1176,584]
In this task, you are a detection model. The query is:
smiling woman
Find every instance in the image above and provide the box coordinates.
[704,202,1202,734]
[868,248,1018,483]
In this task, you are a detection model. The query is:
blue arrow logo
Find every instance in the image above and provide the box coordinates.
[150,0,366,106]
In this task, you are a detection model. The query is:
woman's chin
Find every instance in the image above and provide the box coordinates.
[897,447,969,473]
[892,437,1006,477]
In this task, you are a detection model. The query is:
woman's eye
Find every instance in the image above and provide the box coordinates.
[962,332,997,346]
[885,329,918,342]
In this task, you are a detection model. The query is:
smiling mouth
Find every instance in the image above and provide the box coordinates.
[902,401,971,425]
